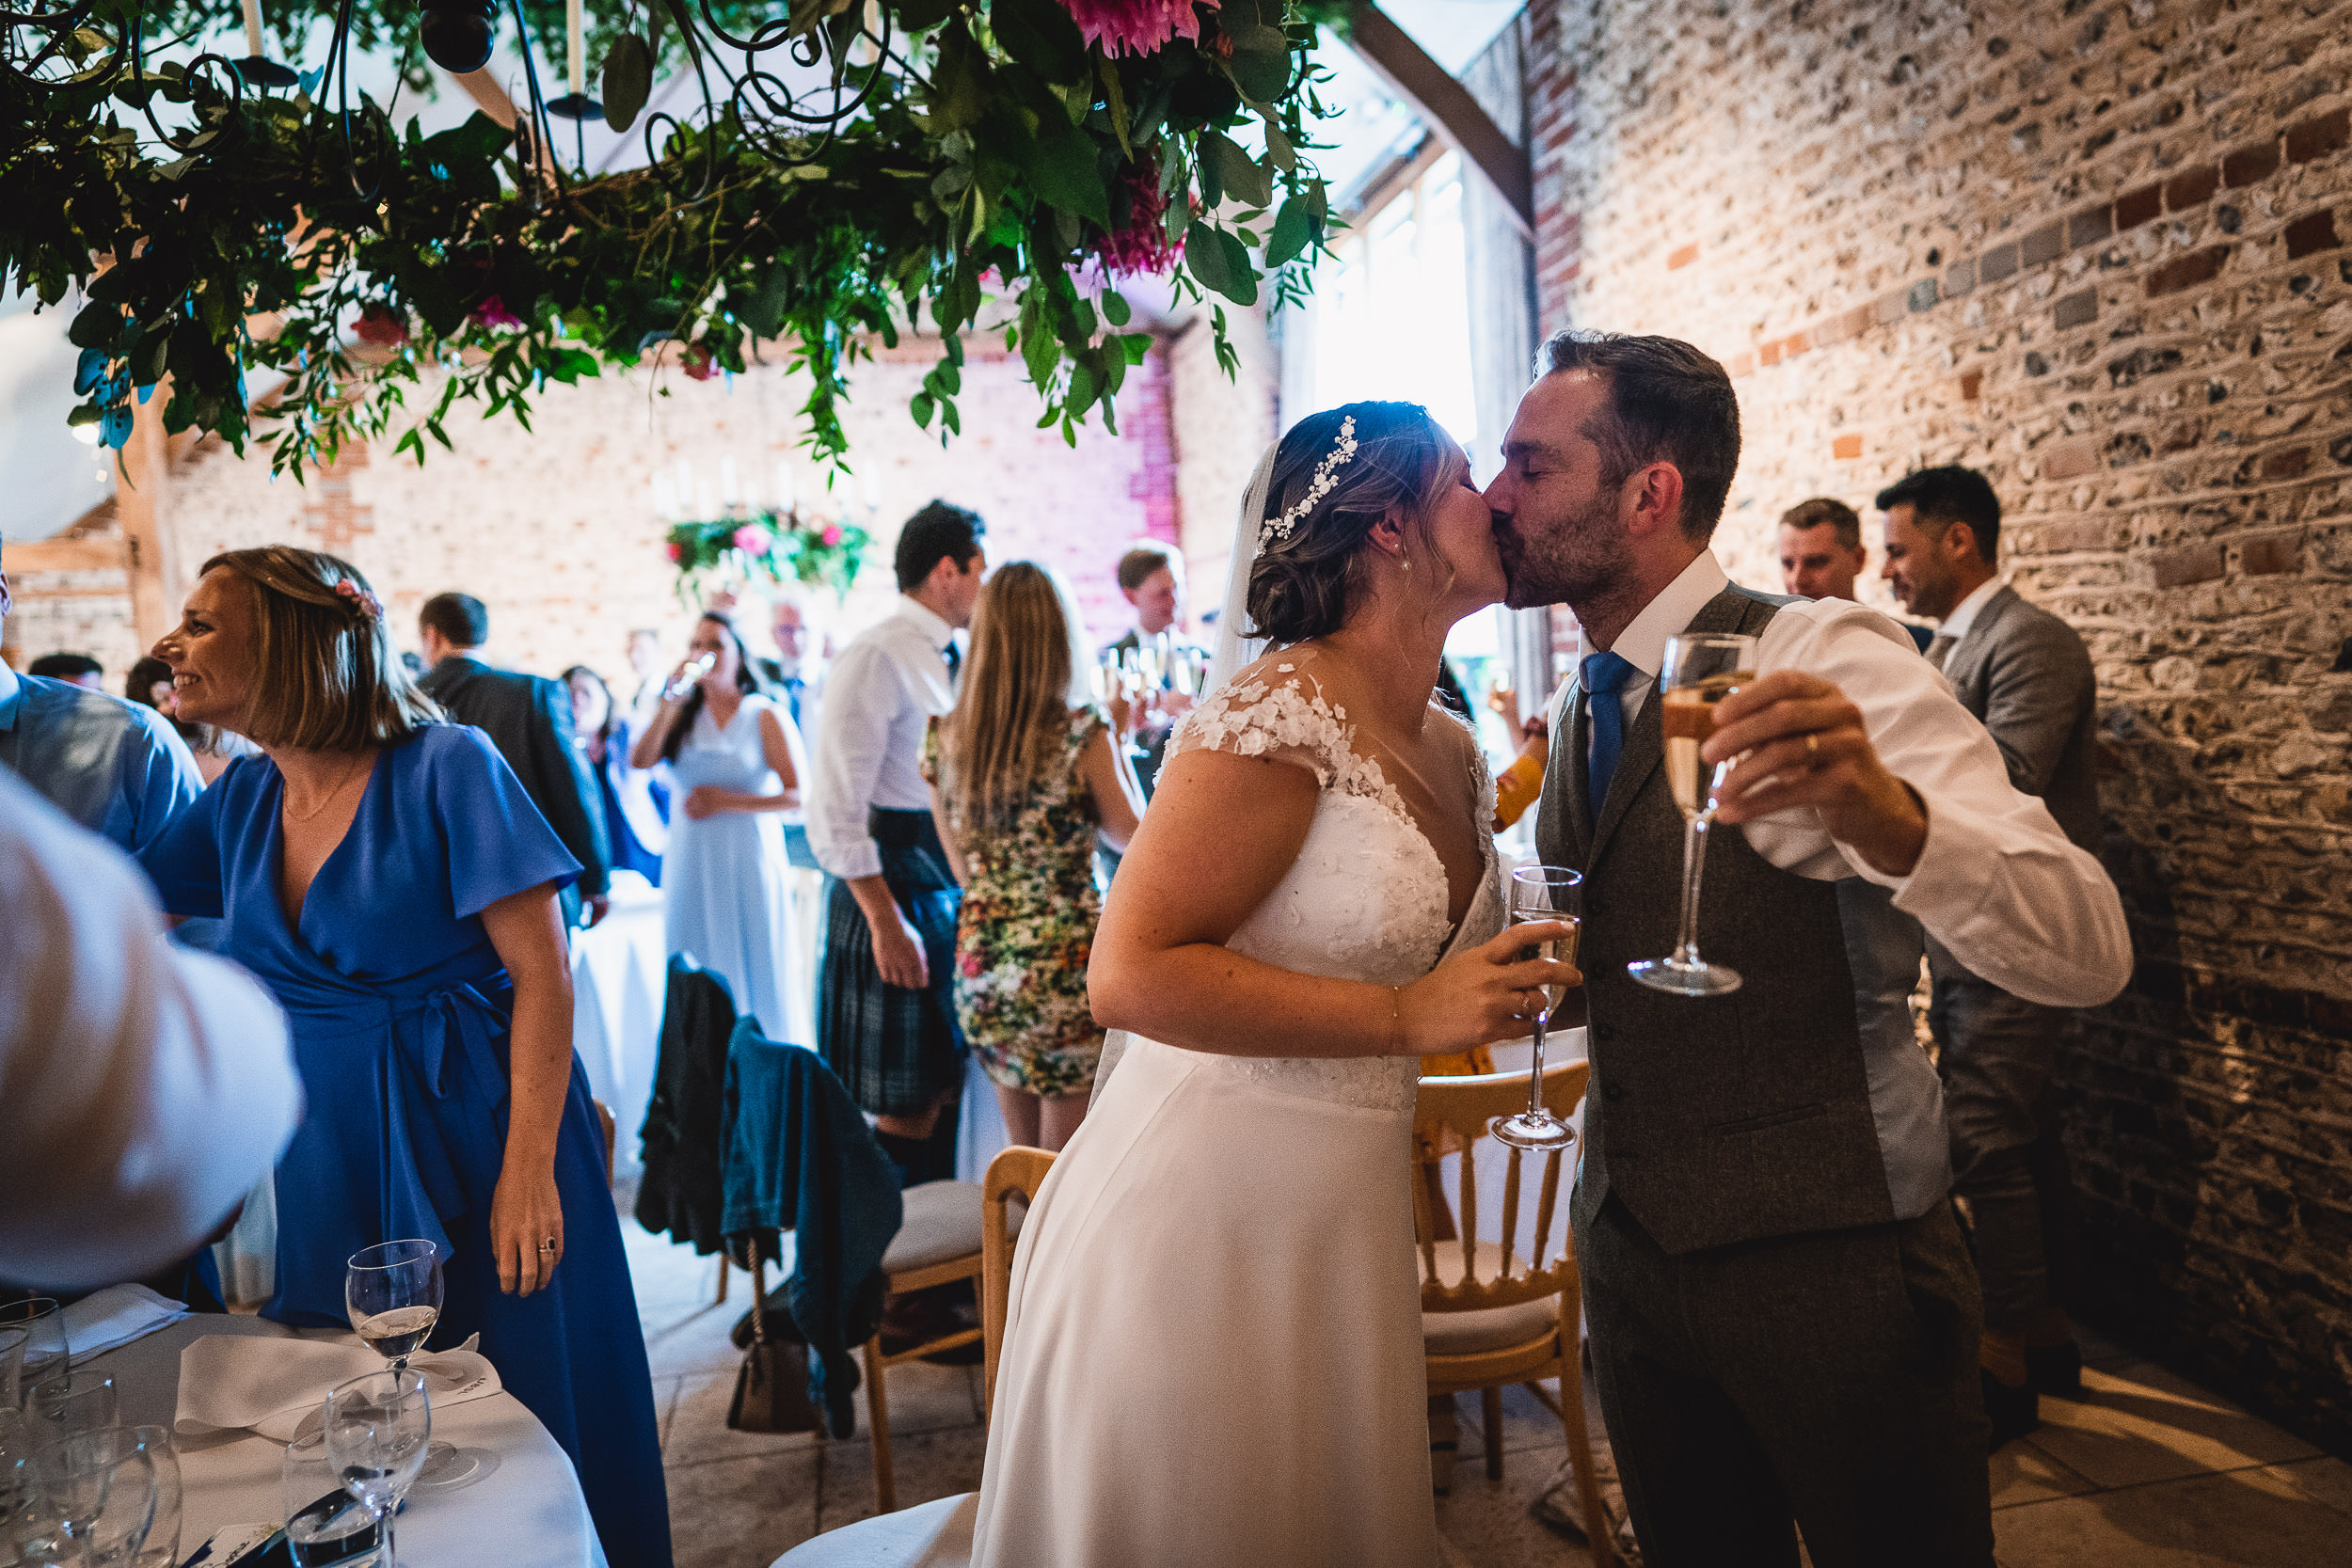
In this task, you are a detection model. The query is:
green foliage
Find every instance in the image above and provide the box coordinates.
[2,0,1337,474]
[665,509,870,601]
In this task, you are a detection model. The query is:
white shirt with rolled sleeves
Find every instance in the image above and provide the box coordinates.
[0,770,302,1290]
[805,594,958,881]
[1575,550,2130,1009]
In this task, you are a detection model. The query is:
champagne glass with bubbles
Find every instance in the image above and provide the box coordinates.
[1488,866,1583,1151]
[1628,633,1757,997]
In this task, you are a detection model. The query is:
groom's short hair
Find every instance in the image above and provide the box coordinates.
[1536,330,1740,544]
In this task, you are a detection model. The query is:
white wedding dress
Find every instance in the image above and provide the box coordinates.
[972,667,1503,1568]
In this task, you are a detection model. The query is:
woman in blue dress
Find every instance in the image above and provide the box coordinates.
[136,546,672,1568]
[563,663,668,884]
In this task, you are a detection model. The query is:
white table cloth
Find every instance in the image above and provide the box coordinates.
[93,1316,605,1568]
[570,876,670,1177]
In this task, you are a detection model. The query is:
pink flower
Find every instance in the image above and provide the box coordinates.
[733,525,771,554]
[1097,168,1184,277]
[332,578,384,622]
[354,303,408,346]
[1057,0,1215,56]
[819,524,844,546]
[681,343,717,381]
[666,542,684,563]
[469,293,522,330]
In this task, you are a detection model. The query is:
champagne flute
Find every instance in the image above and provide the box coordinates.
[323,1370,429,1568]
[1488,865,1583,1151]
[346,1241,443,1372]
[1628,633,1757,996]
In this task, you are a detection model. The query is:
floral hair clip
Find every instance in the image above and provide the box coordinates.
[334,578,384,623]
[1260,415,1359,546]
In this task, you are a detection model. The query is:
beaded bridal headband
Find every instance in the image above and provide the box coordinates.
[1259,416,1359,546]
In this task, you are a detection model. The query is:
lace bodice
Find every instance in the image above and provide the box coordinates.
[1149,668,1505,1113]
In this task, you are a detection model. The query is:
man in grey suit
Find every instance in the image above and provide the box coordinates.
[417,592,612,931]
[1880,465,2102,1446]
[1490,331,2131,1566]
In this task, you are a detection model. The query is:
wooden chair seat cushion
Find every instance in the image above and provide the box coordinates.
[883,1181,988,1275]
[1422,1292,1560,1357]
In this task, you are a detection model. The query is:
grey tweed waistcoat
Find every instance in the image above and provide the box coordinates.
[1539,587,1900,1254]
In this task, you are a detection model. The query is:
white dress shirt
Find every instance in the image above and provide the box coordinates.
[1931,576,2007,661]
[0,770,301,1289]
[1573,551,2130,1009]
[806,595,958,880]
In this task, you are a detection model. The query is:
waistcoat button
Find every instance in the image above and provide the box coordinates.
[1602,1084,1627,1102]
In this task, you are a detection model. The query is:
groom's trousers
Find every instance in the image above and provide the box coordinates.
[1575,1193,1994,1568]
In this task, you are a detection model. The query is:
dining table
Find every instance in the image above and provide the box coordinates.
[88,1316,607,1568]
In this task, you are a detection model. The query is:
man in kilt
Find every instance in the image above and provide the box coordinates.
[806,501,987,1187]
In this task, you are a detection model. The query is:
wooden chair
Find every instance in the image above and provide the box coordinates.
[1414,1060,1613,1567]
[860,1179,988,1514]
[769,1146,1049,1565]
[593,1098,617,1185]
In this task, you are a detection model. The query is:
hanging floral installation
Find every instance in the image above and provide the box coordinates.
[1,0,1335,476]
[663,507,869,601]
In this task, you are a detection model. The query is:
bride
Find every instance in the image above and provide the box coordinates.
[973,402,1577,1566]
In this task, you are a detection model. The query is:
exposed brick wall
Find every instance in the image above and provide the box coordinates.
[1529,0,2352,1449]
[6,337,1216,683]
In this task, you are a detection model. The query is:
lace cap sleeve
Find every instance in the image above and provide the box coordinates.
[1167,667,1351,787]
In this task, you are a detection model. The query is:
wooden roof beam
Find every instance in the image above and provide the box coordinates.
[1337,3,1533,238]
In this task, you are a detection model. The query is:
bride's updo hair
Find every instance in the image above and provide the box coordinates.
[1247,401,1464,645]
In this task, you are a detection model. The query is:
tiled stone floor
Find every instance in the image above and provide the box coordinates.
[623,1191,2352,1566]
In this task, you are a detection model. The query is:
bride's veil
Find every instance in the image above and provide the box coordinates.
[1094,439,1281,1101]
[1207,440,1283,689]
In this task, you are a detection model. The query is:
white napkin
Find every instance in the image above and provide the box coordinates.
[174,1333,502,1442]
[63,1284,190,1365]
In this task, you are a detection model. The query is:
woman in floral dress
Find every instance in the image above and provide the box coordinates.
[927,562,1145,1150]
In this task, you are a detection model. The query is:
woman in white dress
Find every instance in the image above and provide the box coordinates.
[632,611,809,1040]
[975,403,1578,1566]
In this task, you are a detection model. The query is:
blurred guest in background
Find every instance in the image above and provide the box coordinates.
[27,651,103,689]
[417,592,612,930]
[127,653,254,785]
[1100,541,1201,800]
[927,562,1142,1152]
[563,664,667,887]
[0,563,199,851]
[1881,464,2102,1447]
[632,612,807,1040]
[753,585,827,872]
[808,501,985,1188]
[136,546,670,1568]
[1,771,299,1291]
[1779,496,1934,653]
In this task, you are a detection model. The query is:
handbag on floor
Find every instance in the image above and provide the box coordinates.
[726,1250,822,1433]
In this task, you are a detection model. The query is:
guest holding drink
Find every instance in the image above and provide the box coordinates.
[925,562,1143,1150]
[632,612,808,1039]
[134,546,671,1568]
[563,664,667,886]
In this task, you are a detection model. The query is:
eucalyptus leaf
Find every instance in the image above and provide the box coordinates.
[1200,131,1271,209]
[1101,289,1130,326]
[600,34,651,133]
[1264,196,1313,267]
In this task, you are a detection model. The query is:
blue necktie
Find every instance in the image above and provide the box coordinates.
[1581,651,1638,813]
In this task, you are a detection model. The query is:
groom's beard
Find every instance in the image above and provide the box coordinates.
[1497,487,1629,611]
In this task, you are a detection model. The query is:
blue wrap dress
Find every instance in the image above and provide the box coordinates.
[137,723,673,1568]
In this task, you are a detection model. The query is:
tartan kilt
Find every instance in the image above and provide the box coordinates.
[818,809,966,1117]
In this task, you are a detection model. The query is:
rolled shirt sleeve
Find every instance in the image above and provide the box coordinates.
[0,775,301,1290]
[806,640,899,881]
[1741,599,2133,1009]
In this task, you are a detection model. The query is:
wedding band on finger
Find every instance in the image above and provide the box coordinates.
[1804,732,1821,767]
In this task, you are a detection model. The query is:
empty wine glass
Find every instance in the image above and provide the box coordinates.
[281,1429,380,1568]
[346,1242,443,1372]
[1627,633,1757,997]
[23,1428,158,1568]
[28,1376,118,1447]
[323,1370,429,1568]
[1488,866,1584,1151]
[0,1301,68,1413]
[120,1427,180,1568]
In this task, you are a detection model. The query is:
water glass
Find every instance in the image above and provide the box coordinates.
[27,1381,117,1447]
[280,1431,380,1568]
[119,1429,178,1568]
[323,1370,428,1568]
[0,1304,68,1412]
[22,1429,158,1567]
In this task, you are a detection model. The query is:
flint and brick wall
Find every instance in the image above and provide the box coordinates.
[1529,0,2352,1449]
[2,329,1267,684]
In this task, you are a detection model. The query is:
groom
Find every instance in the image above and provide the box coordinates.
[1490,330,2132,1567]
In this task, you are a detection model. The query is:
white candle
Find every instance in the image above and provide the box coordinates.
[567,0,585,94]
[241,0,264,57]
[773,460,796,515]
[721,456,741,506]
[651,472,673,520]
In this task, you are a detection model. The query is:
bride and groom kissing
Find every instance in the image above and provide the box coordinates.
[968,331,2132,1567]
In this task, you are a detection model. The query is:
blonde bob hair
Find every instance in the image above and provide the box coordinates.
[200,546,441,751]
[936,561,1092,832]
